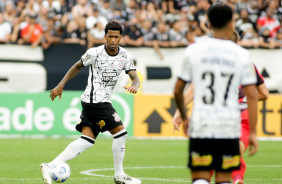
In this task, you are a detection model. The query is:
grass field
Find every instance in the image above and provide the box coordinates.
[0,138,281,184]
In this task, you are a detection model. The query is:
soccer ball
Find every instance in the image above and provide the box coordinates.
[49,162,71,183]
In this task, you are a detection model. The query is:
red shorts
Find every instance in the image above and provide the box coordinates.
[240,119,250,149]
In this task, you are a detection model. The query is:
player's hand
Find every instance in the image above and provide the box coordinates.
[50,85,63,101]
[248,133,258,156]
[182,118,189,137]
[124,86,138,93]
[172,109,182,132]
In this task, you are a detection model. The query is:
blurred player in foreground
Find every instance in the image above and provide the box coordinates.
[40,20,141,184]
[173,31,269,184]
[174,5,258,184]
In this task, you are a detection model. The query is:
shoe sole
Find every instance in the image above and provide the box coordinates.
[114,178,125,184]
[113,177,141,184]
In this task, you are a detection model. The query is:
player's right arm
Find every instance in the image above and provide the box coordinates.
[50,48,96,101]
[174,78,189,136]
[50,60,84,101]
[173,47,192,136]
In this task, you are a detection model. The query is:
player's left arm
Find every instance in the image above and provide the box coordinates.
[124,70,140,94]
[243,84,258,156]
[254,65,269,101]
[257,83,269,101]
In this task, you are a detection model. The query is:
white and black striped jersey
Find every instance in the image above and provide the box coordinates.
[179,38,257,139]
[80,45,135,103]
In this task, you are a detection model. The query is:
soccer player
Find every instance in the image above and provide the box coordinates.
[173,31,269,184]
[173,68,268,184]
[40,20,141,184]
[174,5,258,184]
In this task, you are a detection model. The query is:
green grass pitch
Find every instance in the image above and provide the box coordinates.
[0,138,281,184]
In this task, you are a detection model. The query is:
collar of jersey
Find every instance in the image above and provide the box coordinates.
[104,45,120,57]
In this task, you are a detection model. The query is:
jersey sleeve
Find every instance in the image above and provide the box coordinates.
[178,49,192,83]
[124,52,136,74]
[81,48,97,66]
[254,65,264,86]
[241,53,257,86]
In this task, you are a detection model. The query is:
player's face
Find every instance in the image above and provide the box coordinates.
[105,30,122,51]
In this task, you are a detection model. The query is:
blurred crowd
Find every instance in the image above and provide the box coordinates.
[0,0,282,59]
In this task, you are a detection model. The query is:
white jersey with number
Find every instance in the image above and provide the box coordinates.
[179,38,257,139]
[80,45,135,103]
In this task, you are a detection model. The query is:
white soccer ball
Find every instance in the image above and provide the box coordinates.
[49,162,71,183]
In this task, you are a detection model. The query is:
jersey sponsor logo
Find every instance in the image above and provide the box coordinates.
[191,152,213,166]
[221,155,240,169]
[102,81,116,86]
[102,72,117,86]
[102,76,114,82]
[112,112,121,122]
[102,72,117,77]
[97,120,105,129]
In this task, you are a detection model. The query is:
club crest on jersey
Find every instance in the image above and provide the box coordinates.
[113,112,121,122]
[97,120,105,129]
[118,59,125,68]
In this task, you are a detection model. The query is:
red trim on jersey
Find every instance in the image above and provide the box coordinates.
[239,64,264,120]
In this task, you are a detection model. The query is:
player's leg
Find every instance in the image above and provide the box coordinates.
[215,171,232,184]
[50,126,95,164]
[231,140,246,184]
[232,121,249,184]
[40,126,96,184]
[189,138,215,184]
[191,171,211,184]
[109,125,127,177]
[109,125,141,184]
[214,139,240,184]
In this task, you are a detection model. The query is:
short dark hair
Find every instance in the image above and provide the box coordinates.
[207,5,233,29]
[105,20,123,34]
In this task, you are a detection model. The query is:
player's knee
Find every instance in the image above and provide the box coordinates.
[112,129,127,139]
[81,126,96,139]
[193,179,209,184]
[80,135,95,149]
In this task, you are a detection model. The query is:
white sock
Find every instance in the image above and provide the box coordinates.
[193,179,209,184]
[112,129,127,177]
[49,135,94,165]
